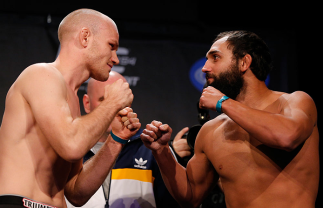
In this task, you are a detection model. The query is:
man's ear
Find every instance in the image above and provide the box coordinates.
[79,27,91,48]
[83,94,91,114]
[240,54,252,73]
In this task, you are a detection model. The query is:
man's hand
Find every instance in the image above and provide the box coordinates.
[141,120,172,151]
[104,79,133,111]
[111,107,141,140]
[199,86,225,111]
[172,127,191,158]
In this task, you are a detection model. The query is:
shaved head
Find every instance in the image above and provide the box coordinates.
[56,9,120,82]
[58,8,117,44]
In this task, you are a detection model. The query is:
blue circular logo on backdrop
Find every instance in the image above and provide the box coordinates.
[189,57,206,92]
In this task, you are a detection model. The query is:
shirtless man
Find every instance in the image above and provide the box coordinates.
[0,9,141,208]
[141,31,319,208]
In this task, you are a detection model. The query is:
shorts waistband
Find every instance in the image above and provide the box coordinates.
[0,195,57,208]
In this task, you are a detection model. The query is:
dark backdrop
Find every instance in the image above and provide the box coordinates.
[0,3,321,207]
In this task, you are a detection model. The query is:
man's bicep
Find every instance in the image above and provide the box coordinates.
[284,92,317,141]
[185,121,220,204]
[20,65,74,148]
[186,151,218,204]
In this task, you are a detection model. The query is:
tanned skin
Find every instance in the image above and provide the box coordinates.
[141,36,319,208]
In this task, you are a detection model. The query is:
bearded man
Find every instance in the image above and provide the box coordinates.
[140,31,319,208]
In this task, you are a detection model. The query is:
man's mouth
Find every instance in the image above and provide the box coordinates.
[107,63,113,69]
[205,74,214,84]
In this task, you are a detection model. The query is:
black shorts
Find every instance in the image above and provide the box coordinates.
[0,195,57,208]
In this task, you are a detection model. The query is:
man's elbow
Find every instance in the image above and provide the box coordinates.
[60,142,87,162]
[66,196,89,207]
[279,141,297,152]
[277,129,304,152]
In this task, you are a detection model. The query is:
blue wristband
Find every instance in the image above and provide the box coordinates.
[216,95,229,113]
[110,131,128,144]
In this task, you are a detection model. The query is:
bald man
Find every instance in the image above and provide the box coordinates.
[65,71,180,208]
[0,9,141,208]
[84,72,128,136]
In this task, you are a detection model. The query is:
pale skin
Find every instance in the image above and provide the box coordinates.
[83,72,191,157]
[141,36,319,208]
[0,9,140,208]
[83,71,133,142]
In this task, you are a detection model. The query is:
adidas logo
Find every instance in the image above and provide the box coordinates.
[134,157,147,169]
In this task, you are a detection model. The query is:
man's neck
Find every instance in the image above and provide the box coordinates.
[236,78,273,110]
[50,54,90,93]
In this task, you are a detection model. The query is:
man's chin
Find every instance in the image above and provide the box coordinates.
[92,72,110,82]
[206,79,213,87]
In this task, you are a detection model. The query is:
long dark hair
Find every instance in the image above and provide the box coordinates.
[214,31,272,81]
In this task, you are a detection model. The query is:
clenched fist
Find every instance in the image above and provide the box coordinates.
[141,120,172,151]
[111,107,141,141]
[199,86,225,111]
[104,79,133,111]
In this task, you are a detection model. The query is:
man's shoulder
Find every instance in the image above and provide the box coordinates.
[12,63,62,89]
[202,114,229,130]
[195,114,228,149]
[20,63,62,80]
[7,63,69,111]
[279,91,316,109]
[16,63,65,93]
[284,91,313,101]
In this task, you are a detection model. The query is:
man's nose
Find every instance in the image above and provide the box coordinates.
[112,51,119,65]
[201,61,211,73]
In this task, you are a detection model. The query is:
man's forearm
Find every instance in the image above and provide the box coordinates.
[67,135,123,206]
[65,102,120,161]
[222,99,310,151]
[152,145,195,207]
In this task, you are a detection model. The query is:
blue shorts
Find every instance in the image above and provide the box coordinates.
[0,195,57,208]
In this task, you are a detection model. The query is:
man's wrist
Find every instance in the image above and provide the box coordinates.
[110,131,128,144]
[152,144,169,156]
[216,95,229,113]
[100,100,123,117]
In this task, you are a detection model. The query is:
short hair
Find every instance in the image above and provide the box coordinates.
[58,9,104,43]
[214,31,272,81]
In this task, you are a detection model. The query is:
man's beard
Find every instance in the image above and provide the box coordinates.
[206,62,244,100]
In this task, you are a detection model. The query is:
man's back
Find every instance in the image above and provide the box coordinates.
[203,91,319,208]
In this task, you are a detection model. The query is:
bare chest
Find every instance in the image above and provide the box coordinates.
[203,119,279,181]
